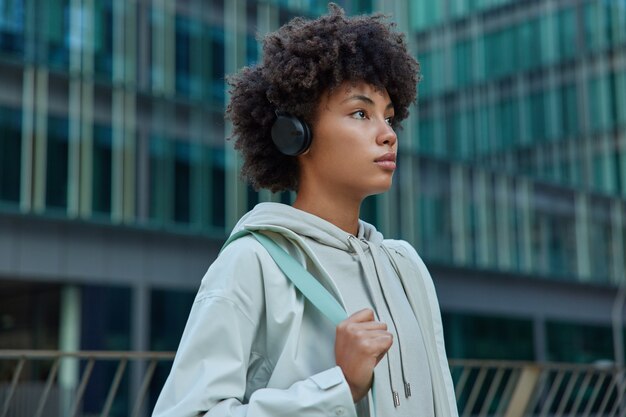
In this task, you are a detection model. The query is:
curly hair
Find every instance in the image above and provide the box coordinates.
[226,3,420,192]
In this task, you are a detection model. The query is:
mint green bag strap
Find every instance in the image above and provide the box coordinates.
[222,229,348,326]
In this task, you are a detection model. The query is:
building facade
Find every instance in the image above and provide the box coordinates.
[0,0,625,414]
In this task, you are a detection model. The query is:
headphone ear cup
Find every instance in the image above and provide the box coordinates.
[271,114,312,156]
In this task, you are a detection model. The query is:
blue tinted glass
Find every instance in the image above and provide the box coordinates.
[418,51,432,97]
[174,141,191,223]
[94,2,113,80]
[45,0,70,70]
[0,107,22,203]
[0,0,25,57]
[45,116,69,210]
[418,116,434,154]
[149,289,195,412]
[210,146,225,228]
[560,84,578,137]
[92,124,112,214]
[454,40,472,87]
[176,16,192,97]
[557,7,577,60]
[149,135,170,223]
[246,184,258,212]
[442,312,534,360]
[210,26,225,105]
[246,34,258,66]
[81,285,131,416]
[546,321,613,363]
[360,195,378,226]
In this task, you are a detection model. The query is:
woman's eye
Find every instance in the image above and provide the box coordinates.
[385,117,394,126]
[352,110,367,119]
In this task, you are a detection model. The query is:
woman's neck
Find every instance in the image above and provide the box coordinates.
[293,189,361,235]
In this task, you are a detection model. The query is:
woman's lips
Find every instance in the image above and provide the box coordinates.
[375,153,397,170]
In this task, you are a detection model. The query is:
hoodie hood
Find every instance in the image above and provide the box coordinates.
[232,202,384,251]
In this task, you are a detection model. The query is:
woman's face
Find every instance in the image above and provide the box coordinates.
[299,80,397,201]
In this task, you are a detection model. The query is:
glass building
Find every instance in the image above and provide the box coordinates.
[1,0,625,414]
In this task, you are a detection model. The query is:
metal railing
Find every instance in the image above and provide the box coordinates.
[0,350,175,417]
[0,351,624,417]
[449,359,626,417]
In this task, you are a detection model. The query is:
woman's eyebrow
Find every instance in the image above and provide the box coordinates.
[341,95,394,110]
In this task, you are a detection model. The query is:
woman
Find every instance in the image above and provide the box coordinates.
[153,4,458,417]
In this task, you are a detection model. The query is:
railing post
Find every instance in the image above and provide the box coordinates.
[0,358,25,417]
[504,365,541,417]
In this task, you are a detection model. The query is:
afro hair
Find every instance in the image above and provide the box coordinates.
[226,3,420,192]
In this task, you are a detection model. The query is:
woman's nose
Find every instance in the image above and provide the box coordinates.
[377,121,397,148]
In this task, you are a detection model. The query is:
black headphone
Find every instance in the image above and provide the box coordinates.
[271,111,312,156]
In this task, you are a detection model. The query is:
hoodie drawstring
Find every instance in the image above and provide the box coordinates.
[348,236,411,409]
[369,243,413,401]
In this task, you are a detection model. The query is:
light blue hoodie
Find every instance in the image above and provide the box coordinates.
[152,203,458,417]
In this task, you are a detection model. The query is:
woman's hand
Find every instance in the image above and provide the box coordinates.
[335,308,393,402]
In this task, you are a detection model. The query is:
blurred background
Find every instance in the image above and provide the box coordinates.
[0,0,625,416]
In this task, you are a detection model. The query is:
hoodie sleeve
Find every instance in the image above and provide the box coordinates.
[152,237,356,417]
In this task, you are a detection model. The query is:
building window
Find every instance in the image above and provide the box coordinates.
[417,115,435,155]
[409,1,443,32]
[245,2,258,65]
[444,312,533,416]
[81,285,131,417]
[417,50,433,98]
[360,194,378,226]
[476,105,491,155]
[556,6,577,61]
[484,28,516,79]
[449,0,471,19]
[173,141,191,224]
[588,74,613,133]
[584,1,609,52]
[209,146,225,228]
[0,0,25,57]
[353,0,373,14]
[526,92,547,144]
[442,312,535,360]
[546,320,614,363]
[559,83,578,138]
[517,18,542,71]
[617,71,626,127]
[454,40,472,88]
[530,191,577,278]
[43,0,70,70]
[175,15,192,97]
[0,106,21,204]
[610,0,626,46]
[45,115,69,210]
[92,124,113,215]
[246,184,259,212]
[93,1,113,80]
[149,288,195,412]
[417,160,453,262]
[149,135,175,225]
[147,138,226,230]
[588,201,612,282]
[0,281,60,350]
[246,33,258,66]
[210,26,225,105]
[150,288,195,351]
[81,285,131,350]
